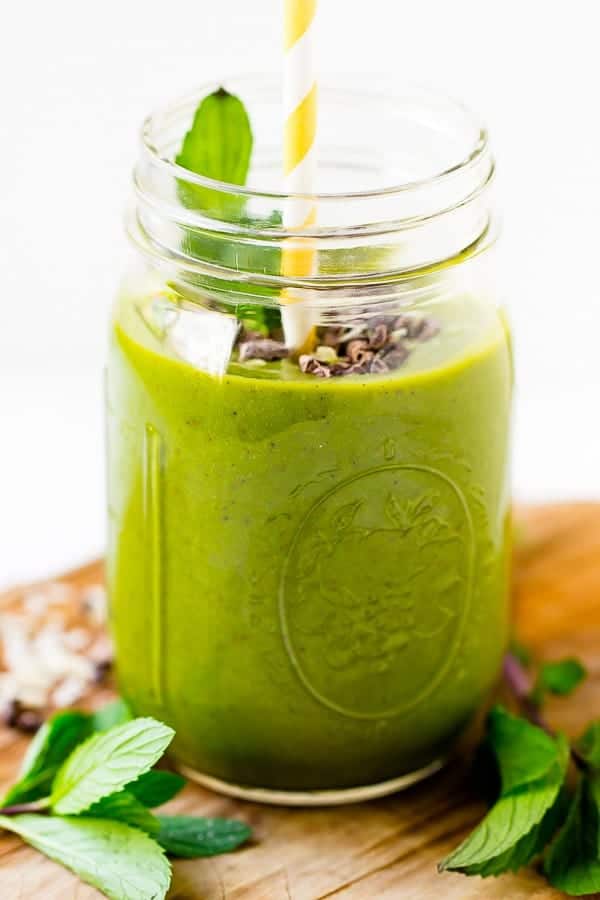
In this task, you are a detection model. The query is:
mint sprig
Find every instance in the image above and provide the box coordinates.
[440,650,600,895]
[0,704,252,899]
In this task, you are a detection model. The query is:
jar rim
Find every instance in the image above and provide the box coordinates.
[132,74,497,286]
[141,74,491,205]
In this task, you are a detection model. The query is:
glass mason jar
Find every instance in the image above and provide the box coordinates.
[106,75,512,804]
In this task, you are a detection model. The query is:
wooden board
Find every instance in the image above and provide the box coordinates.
[2,503,600,899]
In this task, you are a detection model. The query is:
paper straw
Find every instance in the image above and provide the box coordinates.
[281,0,318,353]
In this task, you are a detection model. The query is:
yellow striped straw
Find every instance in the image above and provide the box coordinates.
[281,0,318,352]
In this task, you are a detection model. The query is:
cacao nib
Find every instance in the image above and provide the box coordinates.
[382,345,410,369]
[403,316,440,341]
[299,355,331,377]
[416,319,440,341]
[239,339,289,362]
[369,354,391,374]
[346,339,371,364]
[367,322,389,350]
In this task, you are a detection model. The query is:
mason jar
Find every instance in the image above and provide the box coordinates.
[106,75,512,804]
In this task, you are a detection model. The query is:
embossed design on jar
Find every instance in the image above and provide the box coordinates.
[280,465,475,719]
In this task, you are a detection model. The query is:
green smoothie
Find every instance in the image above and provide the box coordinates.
[107,286,512,791]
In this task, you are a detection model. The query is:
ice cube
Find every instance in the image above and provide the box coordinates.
[167,305,240,376]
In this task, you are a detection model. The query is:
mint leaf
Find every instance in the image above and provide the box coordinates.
[575,722,600,769]
[0,814,170,900]
[175,87,252,216]
[441,762,567,873]
[176,86,252,185]
[128,770,186,808]
[156,815,251,858]
[537,659,586,699]
[440,708,569,875]
[485,705,562,794]
[172,89,282,332]
[3,711,91,806]
[545,775,600,895]
[92,698,132,732]
[50,718,174,815]
[463,787,569,876]
[85,791,159,835]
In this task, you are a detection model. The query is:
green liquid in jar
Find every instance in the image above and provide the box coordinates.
[107,288,512,791]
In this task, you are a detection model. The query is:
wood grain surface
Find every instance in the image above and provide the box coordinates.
[2,504,600,899]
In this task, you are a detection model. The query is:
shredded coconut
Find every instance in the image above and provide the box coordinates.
[0,575,111,732]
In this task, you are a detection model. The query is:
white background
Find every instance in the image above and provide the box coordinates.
[1,1,599,587]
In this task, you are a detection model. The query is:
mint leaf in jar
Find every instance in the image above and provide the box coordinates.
[173,88,282,329]
[175,87,252,219]
[176,87,252,188]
